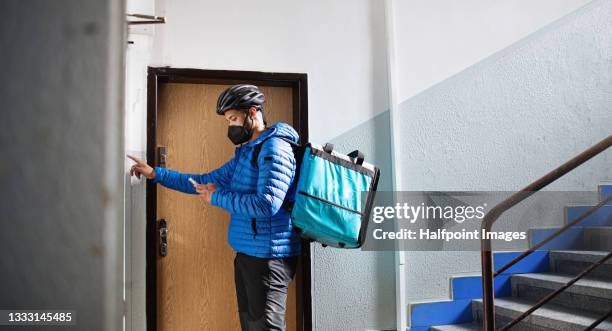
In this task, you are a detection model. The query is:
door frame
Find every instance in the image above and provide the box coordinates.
[145,67,311,331]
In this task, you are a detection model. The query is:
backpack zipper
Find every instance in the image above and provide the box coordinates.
[297,190,363,215]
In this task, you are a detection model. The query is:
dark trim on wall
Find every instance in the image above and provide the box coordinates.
[145,67,159,331]
[145,67,311,331]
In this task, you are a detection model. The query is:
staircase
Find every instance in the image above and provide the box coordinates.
[409,183,612,331]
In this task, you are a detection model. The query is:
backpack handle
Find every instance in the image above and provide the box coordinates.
[347,150,364,165]
[323,143,334,154]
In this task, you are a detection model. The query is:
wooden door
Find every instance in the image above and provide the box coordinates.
[156,83,297,330]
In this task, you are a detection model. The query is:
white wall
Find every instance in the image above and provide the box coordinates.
[125,4,157,331]
[151,0,389,143]
[393,0,592,103]
[125,34,154,331]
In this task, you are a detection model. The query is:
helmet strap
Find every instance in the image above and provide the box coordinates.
[260,109,268,128]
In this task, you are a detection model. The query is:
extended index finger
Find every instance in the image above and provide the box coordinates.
[126,154,144,164]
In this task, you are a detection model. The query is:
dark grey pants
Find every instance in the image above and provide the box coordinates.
[234,252,298,331]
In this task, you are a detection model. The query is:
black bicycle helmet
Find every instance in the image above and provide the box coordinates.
[216,84,265,115]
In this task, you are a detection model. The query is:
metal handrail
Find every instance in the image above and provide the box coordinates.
[495,195,611,277]
[500,251,612,330]
[480,135,612,330]
[586,308,612,331]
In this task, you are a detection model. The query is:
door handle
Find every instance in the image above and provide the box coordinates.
[158,219,168,257]
[157,146,167,168]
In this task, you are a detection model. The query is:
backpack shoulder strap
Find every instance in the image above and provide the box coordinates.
[251,136,300,169]
[251,136,302,214]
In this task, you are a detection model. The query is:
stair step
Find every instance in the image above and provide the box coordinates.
[430,322,482,331]
[599,183,612,204]
[472,297,612,330]
[511,272,612,314]
[582,226,612,250]
[529,227,584,250]
[549,250,612,280]
[566,205,612,227]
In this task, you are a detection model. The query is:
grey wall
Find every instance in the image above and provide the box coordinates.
[312,111,396,331]
[396,0,612,308]
[0,1,125,330]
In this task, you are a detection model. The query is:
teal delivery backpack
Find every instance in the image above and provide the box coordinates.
[253,138,381,248]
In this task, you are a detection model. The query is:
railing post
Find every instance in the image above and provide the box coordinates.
[481,231,495,330]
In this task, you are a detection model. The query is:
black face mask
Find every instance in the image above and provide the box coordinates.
[227,113,254,145]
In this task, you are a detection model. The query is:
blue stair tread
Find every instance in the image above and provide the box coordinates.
[566,205,612,227]
[430,322,482,331]
[599,182,612,203]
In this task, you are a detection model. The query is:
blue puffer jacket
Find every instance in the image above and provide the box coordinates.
[151,122,302,258]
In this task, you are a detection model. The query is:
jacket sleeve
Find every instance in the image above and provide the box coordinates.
[210,138,296,218]
[151,154,238,195]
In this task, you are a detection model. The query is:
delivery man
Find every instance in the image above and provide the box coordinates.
[127,84,302,331]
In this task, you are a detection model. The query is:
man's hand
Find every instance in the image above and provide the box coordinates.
[127,154,156,179]
[193,183,217,204]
